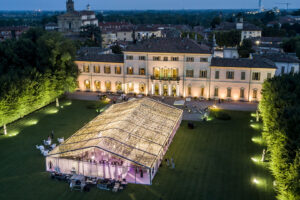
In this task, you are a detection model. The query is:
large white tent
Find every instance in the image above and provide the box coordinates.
[46,98,183,185]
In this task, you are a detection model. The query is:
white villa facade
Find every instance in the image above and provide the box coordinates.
[76,38,277,101]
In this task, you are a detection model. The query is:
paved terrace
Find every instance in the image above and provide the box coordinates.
[67,91,258,121]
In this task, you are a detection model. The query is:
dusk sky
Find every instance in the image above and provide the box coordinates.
[1,0,300,11]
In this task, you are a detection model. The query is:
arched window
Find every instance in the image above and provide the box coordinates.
[240,88,245,98]
[172,85,177,96]
[128,82,134,92]
[116,82,122,92]
[188,85,192,96]
[154,84,159,95]
[83,65,89,73]
[94,81,101,90]
[253,89,258,99]
[139,83,145,93]
[227,87,232,98]
[105,81,111,91]
[201,87,205,97]
[214,87,219,97]
[84,80,90,90]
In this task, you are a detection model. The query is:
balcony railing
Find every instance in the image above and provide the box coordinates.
[150,75,180,81]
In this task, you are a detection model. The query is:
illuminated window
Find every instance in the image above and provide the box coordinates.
[188,85,192,96]
[201,87,205,97]
[139,68,145,75]
[199,70,207,78]
[172,68,178,78]
[253,89,258,99]
[84,80,90,90]
[83,65,90,72]
[94,66,100,73]
[128,83,134,92]
[127,67,134,75]
[115,66,122,74]
[153,68,160,78]
[104,66,111,74]
[139,83,145,93]
[214,87,219,97]
[172,85,177,96]
[105,81,111,91]
[154,84,159,95]
[115,82,122,91]
[240,88,245,98]
[94,81,101,90]
[227,88,232,98]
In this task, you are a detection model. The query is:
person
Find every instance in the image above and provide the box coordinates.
[51,130,54,139]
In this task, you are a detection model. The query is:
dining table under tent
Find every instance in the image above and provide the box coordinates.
[46,98,183,185]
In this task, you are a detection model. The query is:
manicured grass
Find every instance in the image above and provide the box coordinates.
[0,100,274,200]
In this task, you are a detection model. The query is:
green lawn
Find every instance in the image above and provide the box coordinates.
[0,100,275,200]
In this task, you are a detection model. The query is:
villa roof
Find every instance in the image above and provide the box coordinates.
[211,57,276,69]
[255,54,300,64]
[125,38,211,54]
[76,54,124,63]
[48,98,183,168]
[214,22,262,31]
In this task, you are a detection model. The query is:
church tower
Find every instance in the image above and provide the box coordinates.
[66,0,75,12]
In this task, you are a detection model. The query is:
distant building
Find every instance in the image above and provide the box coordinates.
[252,37,284,54]
[116,26,162,42]
[45,23,58,31]
[214,18,262,41]
[0,26,29,41]
[57,0,98,33]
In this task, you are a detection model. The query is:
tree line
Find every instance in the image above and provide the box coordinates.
[0,28,78,128]
[259,73,300,200]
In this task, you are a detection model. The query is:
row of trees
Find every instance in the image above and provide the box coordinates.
[0,28,78,128]
[259,74,300,200]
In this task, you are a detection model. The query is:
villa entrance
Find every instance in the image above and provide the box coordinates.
[154,84,159,95]
[172,85,177,96]
[163,85,168,96]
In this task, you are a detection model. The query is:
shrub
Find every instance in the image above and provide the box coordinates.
[210,109,231,120]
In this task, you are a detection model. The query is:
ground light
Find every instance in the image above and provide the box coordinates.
[251,136,264,145]
[45,107,59,114]
[7,130,20,137]
[251,155,268,168]
[251,113,257,118]
[24,119,39,126]
[64,101,72,106]
[251,177,267,188]
[250,123,262,130]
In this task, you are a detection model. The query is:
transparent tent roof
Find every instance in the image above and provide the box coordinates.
[49,98,183,168]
